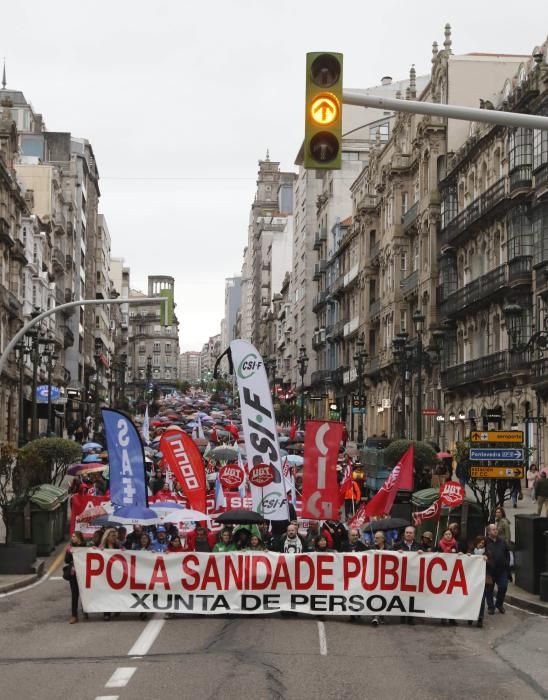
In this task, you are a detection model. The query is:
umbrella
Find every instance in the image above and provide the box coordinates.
[68,463,104,476]
[436,451,452,459]
[109,505,161,526]
[82,442,103,452]
[211,446,239,461]
[215,509,265,525]
[366,517,409,532]
[83,453,103,463]
[286,455,304,466]
[150,503,210,522]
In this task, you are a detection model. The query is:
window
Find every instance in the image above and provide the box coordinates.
[509,128,533,171]
[342,151,359,161]
[533,203,548,267]
[508,205,532,260]
[400,310,407,333]
[533,129,548,171]
[400,252,407,272]
[153,342,161,353]
[153,355,161,367]
[401,191,408,215]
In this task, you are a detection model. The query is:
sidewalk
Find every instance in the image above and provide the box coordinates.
[0,541,66,595]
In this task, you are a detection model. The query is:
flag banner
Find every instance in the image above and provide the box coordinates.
[302,420,343,520]
[363,445,414,520]
[439,481,465,507]
[73,549,485,620]
[412,499,442,526]
[160,429,207,513]
[70,494,110,534]
[230,340,287,520]
[142,406,150,445]
[339,455,353,506]
[102,409,147,509]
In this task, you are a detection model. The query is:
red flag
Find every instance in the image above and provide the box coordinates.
[301,420,343,520]
[339,455,353,505]
[412,499,442,526]
[69,493,109,534]
[160,429,207,513]
[439,481,465,507]
[226,422,240,441]
[289,416,297,441]
[363,445,414,520]
[347,501,368,529]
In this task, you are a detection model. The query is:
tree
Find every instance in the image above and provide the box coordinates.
[383,439,439,490]
[0,443,43,544]
[19,438,81,487]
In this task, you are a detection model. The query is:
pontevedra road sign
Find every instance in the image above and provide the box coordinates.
[470,430,524,443]
[469,448,524,461]
[470,466,525,479]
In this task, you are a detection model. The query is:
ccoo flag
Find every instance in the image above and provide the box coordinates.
[160,428,207,513]
[102,409,147,508]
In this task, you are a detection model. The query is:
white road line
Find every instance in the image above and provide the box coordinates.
[127,616,165,656]
[49,576,63,581]
[94,696,119,700]
[105,667,137,688]
[505,603,548,618]
[317,621,328,656]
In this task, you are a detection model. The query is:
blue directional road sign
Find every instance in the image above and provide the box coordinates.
[469,448,524,461]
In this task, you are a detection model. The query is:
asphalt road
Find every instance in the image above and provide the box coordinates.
[0,567,547,700]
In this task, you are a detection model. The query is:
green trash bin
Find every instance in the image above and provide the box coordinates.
[29,485,68,556]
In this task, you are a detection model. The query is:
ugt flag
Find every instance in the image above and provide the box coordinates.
[102,409,147,508]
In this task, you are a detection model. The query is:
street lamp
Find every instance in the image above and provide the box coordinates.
[94,339,103,426]
[43,341,59,436]
[15,337,31,447]
[353,333,368,448]
[297,345,309,429]
[412,309,425,442]
[392,332,409,438]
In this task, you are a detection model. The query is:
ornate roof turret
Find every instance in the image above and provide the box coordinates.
[444,23,452,54]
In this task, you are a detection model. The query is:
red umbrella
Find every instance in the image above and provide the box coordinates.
[437,451,452,459]
[151,420,163,427]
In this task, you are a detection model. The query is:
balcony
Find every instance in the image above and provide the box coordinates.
[401,269,419,297]
[52,246,65,273]
[63,325,75,349]
[509,165,532,194]
[312,329,326,349]
[369,298,381,317]
[535,164,548,195]
[440,177,507,248]
[441,350,528,389]
[310,369,332,385]
[508,256,532,285]
[401,201,419,231]
[313,264,321,281]
[332,318,346,339]
[369,240,380,260]
[0,286,21,318]
[319,259,328,273]
[343,367,358,384]
[366,356,381,377]
[330,275,344,296]
[312,289,328,312]
[358,194,378,212]
[0,216,13,246]
[440,264,508,318]
[342,263,359,290]
[343,316,360,338]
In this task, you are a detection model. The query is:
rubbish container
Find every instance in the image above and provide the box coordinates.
[29,485,68,556]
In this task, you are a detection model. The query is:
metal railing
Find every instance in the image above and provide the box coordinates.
[401,269,419,295]
[401,201,419,230]
[440,263,507,316]
[509,165,533,192]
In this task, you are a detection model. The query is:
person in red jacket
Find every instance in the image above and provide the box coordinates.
[344,479,361,518]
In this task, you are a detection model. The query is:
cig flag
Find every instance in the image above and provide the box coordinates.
[301,420,343,520]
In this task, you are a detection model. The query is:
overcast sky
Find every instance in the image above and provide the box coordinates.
[3,1,547,350]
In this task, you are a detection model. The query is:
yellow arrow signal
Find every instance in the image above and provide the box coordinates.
[310,94,339,126]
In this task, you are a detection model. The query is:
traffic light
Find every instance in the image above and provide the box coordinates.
[304,52,343,170]
[159,288,173,326]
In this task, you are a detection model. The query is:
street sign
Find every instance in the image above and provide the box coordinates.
[36,385,61,402]
[421,408,438,416]
[469,448,524,461]
[470,466,525,479]
[470,430,524,443]
[352,407,366,414]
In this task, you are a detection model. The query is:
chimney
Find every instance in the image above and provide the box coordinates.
[381,76,392,86]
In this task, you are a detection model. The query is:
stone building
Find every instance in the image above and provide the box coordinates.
[355,26,530,444]
[179,351,201,384]
[438,39,548,460]
[126,276,180,405]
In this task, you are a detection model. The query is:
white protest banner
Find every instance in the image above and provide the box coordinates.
[73,550,485,620]
[230,340,287,520]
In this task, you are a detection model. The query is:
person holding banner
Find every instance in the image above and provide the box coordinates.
[64,531,87,624]
[485,523,511,615]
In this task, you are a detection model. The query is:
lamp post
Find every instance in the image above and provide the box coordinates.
[119,352,127,408]
[297,345,309,429]
[43,343,59,436]
[503,301,547,470]
[353,333,368,448]
[412,309,425,442]
[15,339,30,447]
[392,333,409,438]
[94,339,103,425]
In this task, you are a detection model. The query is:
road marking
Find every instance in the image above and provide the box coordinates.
[0,549,66,598]
[94,696,119,700]
[127,616,165,656]
[317,621,328,655]
[50,576,63,581]
[105,667,137,688]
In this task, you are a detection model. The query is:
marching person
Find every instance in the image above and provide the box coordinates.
[493,507,511,543]
[343,478,361,518]
[370,531,388,626]
[342,528,367,552]
[534,473,548,516]
[279,523,307,553]
[393,526,421,625]
[485,523,511,615]
[213,528,237,553]
[64,531,87,624]
[100,528,122,621]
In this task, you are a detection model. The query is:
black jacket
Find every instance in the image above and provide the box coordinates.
[485,536,510,575]
[534,477,548,498]
[393,540,421,552]
[341,540,367,553]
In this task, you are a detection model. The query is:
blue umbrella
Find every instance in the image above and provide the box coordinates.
[83,454,103,463]
[109,505,161,526]
[82,442,103,452]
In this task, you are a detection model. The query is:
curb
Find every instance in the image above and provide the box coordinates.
[0,561,45,595]
[506,593,548,616]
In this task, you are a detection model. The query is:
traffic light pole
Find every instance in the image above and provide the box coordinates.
[0,296,170,378]
[342,91,548,131]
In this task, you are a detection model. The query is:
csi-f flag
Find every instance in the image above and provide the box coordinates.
[102,409,147,508]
